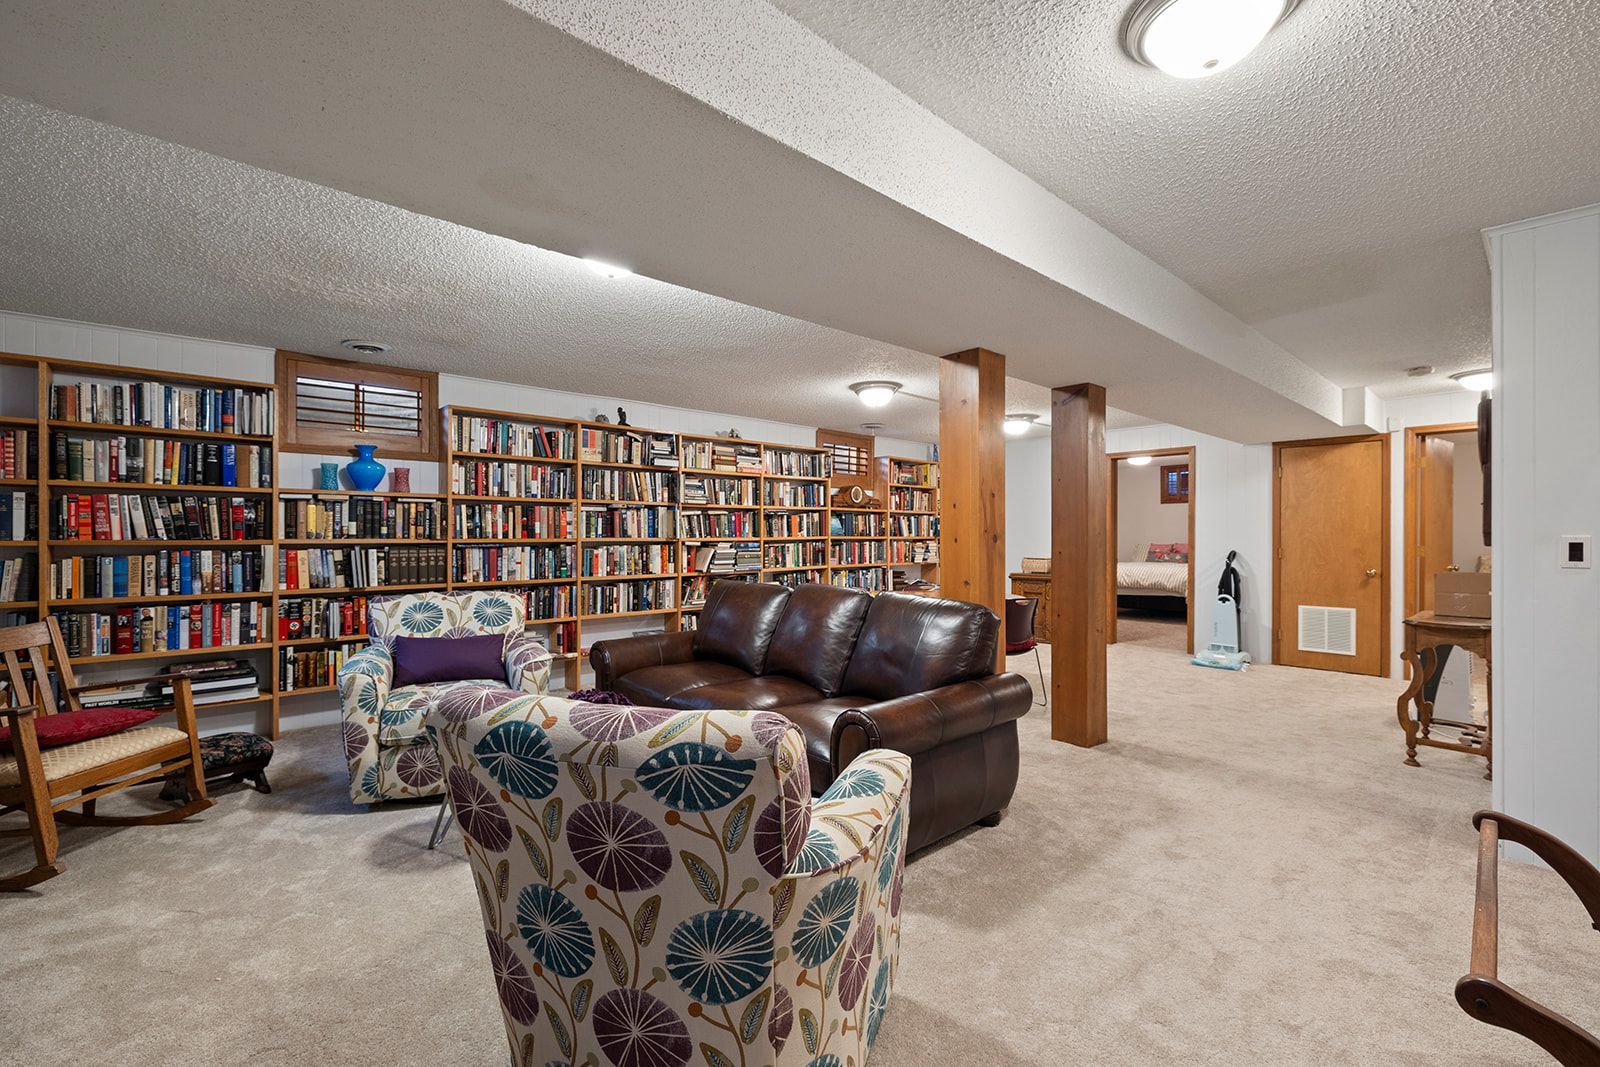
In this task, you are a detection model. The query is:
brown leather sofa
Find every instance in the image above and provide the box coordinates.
[590,581,1033,852]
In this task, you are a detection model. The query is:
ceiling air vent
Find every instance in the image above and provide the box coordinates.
[1298,605,1357,656]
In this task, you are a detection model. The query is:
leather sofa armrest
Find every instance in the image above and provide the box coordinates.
[831,672,1034,768]
[589,631,697,690]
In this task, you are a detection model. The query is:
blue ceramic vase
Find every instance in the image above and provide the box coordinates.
[345,444,385,492]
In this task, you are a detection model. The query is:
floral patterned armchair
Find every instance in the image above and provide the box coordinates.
[337,591,551,804]
[429,691,909,1066]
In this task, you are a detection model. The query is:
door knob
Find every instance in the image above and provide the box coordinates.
[1446,564,1461,572]
[1365,568,1379,578]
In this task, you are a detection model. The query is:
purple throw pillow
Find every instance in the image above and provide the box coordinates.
[391,633,507,688]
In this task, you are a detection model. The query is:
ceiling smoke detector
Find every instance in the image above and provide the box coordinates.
[1122,0,1299,79]
[340,339,390,355]
[859,422,885,431]
[1406,365,1435,377]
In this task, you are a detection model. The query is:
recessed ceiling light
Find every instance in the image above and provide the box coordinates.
[1003,413,1039,436]
[849,381,902,408]
[1126,455,1154,467]
[340,339,390,354]
[585,258,632,279]
[1450,368,1494,392]
[1123,0,1298,79]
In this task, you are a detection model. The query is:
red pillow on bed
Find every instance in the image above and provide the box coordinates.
[1146,543,1189,562]
[0,706,160,753]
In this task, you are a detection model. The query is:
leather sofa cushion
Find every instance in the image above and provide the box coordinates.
[615,661,752,707]
[692,581,792,675]
[765,584,871,695]
[669,675,824,713]
[839,592,1000,701]
[773,697,871,792]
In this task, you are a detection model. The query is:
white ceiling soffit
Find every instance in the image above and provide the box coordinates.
[0,0,1358,443]
[0,96,1131,441]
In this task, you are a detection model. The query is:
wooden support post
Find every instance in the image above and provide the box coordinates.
[939,349,1006,669]
[1052,383,1108,746]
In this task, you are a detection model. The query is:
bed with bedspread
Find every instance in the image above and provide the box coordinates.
[1117,543,1189,601]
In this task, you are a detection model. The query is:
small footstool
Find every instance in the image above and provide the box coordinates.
[160,732,274,802]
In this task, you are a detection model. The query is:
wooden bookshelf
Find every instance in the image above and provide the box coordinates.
[881,455,940,591]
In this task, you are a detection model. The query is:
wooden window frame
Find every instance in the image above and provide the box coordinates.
[276,350,439,459]
[1160,463,1190,504]
[816,428,874,492]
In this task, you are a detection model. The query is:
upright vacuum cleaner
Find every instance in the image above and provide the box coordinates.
[1193,550,1251,670]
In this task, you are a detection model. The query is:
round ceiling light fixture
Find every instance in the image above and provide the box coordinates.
[1450,368,1494,392]
[1003,413,1040,437]
[850,381,902,408]
[340,339,390,355]
[1122,0,1299,79]
[1125,454,1154,467]
[584,257,633,279]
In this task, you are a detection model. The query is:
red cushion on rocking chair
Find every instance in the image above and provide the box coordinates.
[0,706,160,753]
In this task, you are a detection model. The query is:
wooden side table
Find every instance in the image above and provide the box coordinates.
[1397,611,1491,779]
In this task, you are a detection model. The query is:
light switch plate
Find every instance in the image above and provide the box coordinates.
[1561,535,1592,569]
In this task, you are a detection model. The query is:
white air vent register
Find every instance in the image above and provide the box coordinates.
[1298,605,1357,656]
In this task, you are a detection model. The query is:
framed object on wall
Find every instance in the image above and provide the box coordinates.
[1160,463,1190,504]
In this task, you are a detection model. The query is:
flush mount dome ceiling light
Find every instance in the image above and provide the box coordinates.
[850,381,902,408]
[1003,413,1040,436]
[1125,454,1154,466]
[1451,368,1495,391]
[1123,0,1299,79]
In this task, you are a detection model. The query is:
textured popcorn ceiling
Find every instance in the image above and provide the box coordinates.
[0,96,1121,441]
[770,0,1600,399]
[0,0,1367,443]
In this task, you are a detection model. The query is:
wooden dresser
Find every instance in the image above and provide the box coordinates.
[1008,571,1052,643]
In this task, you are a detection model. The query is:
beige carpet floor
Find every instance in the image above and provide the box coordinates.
[1113,613,1188,651]
[5,644,1597,1065]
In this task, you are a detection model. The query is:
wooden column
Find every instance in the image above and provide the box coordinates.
[939,349,1006,668]
[1052,383,1108,746]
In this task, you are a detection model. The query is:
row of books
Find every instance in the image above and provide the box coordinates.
[831,541,888,565]
[452,460,575,500]
[522,586,577,623]
[769,568,828,589]
[831,513,885,537]
[765,512,826,538]
[50,380,274,436]
[55,601,267,657]
[279,495,443,541]
[53,434,272,488]
[79,658,261,709]
[680,509,757,539]
[278,545,448,590]
[683,572,756,608]
[455,545,576,583]
[681,474,759,506]
[581,468,675,504]
[278,595,369,641]
[889,515,938,538]
[581,543,674,579]
[582,579,676,615]
[48,548,272,600]
[451,416,575,459]
[764,541,828,569]
[50,493,269,542]
[890,541,939,564]
[579,428,678,468]
[0,429,32,480]
[890,486,937,512]
[681,439,761,474]
[0,556,35,601]
[763,449,828,479]
[685,541,760,574]
[832,567,887,592]
[888,462,937,488]
[454,502,574,541]
[578,504,674,540]
[0,491,36,540]
[278,645,353,692]
[765,481,828,508]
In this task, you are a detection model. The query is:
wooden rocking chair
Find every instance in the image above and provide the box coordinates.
[1,618,212,891]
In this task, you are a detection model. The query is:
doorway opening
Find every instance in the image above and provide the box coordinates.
[1107,447,1195,655]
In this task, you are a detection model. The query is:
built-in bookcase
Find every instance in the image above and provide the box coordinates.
[881,456,940,590]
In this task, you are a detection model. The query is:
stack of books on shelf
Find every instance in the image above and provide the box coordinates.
[0,491,37,540]
[581,543,673,578]
[680,509,756,538]
[49,380,274,435]
[453,459,573,498]
[582,468,675,503]
[681,475,757,506]
[1,428,32,479]
[453,501,573,540]
[279,643,355,692]
[278,595,370,642]
[764,448,828,478]
[158,658,261,706]
[279,494,442,540]
[578,504,673,539]
[50,493,269,542]
[683,572,757,608]
[279,545,447,589]
[53,433,272,488]
[682,438,761,473]
[454,544,576,582]
[452,416,574,458]
[0,557,35,602]
[686,542,760,574]
[580,427,679,468]
[49,547,270,599]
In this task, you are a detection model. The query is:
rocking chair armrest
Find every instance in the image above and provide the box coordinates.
[1,702,42,724]
[69,673,196,695]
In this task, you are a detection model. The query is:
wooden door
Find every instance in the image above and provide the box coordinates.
[1275,437,1388,676]
[1418,436,1455,612]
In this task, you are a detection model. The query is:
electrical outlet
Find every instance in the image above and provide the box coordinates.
[1561,535,1592,569]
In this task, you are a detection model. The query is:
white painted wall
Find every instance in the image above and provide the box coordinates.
[1486,204,1600,865]
[1,308,931,735]
[1444,431,1490,571]
[1115,459,1188,561]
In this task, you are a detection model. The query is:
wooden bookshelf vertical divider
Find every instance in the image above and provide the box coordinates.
[881,455,941,591]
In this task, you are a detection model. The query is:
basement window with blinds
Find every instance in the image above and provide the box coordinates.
[276,351,439,459]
